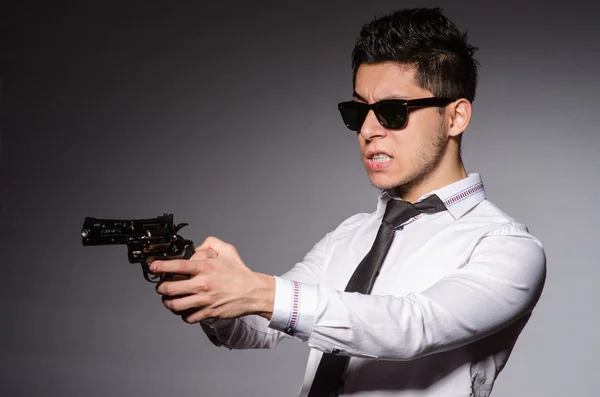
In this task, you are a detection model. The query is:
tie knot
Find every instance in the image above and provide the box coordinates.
[383,194,446,227]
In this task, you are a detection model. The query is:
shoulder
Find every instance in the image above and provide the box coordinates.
[463,199,539,238]
[453,199,547,276]
[464,199,546,274]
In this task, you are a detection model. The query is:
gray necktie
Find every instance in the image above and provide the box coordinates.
[307,194,447,397]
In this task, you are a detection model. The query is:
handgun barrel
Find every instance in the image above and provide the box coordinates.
[81,215,176,246]
[81,217,140,245]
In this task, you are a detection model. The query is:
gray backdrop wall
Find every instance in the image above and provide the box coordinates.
[2,1,598,396]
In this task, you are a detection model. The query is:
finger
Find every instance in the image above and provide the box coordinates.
[150,259,202,275]
[191,248,218,260]
[162,296,196,318]
[155,274,187,295]
[162,293,209,313]
[183,306,217,324]
[197,236,224,249]
[156,277,206,297]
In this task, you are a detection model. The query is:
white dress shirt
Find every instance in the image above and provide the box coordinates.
[202,173,547,397]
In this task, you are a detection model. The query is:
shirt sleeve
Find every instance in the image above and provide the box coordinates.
[200,230,333,349]
[267,224,547,360]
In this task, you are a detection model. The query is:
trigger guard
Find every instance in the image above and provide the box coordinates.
[141,262,161,283]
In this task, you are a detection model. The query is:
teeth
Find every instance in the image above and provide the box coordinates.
[372,153,391,162]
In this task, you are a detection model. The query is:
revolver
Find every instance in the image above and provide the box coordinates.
[81,213,195,282]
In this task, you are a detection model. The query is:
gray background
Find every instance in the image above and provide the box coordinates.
[2,1,598,396]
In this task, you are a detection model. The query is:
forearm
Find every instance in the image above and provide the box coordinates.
[269,284,480,360]
[304,288,528,360]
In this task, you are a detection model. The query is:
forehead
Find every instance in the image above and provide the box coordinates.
[354,63,431,101]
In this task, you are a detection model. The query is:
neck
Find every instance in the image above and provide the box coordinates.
[395,156,468,203]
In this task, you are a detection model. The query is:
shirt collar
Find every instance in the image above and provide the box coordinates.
[376,173,486,220]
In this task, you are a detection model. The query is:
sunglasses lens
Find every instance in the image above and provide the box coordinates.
[376,102,407,129]
[339,103,369,131]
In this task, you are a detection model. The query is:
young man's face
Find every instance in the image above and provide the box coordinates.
[354,63,449,193]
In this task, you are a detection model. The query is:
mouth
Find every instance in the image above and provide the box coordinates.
[365,150,394,170]
[365,149,394,161]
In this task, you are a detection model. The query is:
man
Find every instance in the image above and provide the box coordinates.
[151,7,546,397]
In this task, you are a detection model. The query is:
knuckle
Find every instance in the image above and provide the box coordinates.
[163,283,176,296]
[189,260,201,273]
[170,300,184,312]
[193,277,209,292]
[228,244,239,256]
[204,236,217,245]
[180,261,191,273]
[202,261,215,274]
[174,260,191,275]
[204,293,216,307]
[196,280,208,293]
[204,278,214,291]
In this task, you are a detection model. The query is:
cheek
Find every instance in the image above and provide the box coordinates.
[403,116,441,152]
[391,132,421,161]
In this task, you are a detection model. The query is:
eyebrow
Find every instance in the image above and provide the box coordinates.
[352,91,409,102]
[352,91,368,102]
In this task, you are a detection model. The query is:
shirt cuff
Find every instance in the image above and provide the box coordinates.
[268,276,318,341]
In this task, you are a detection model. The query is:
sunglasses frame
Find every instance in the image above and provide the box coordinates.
[337,97,455,131]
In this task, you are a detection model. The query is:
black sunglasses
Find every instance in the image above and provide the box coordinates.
[337,97,455,131]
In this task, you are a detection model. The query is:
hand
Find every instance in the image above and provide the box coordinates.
[152,236,275,324]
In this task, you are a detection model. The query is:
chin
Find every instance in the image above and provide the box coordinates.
[369,174,403,191]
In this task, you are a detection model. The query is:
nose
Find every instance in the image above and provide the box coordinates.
[359,110,387,141]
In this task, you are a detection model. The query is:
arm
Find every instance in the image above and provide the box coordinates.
[269,224,547,360]
[152,223,545,360]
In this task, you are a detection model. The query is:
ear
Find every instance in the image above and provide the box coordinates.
[446,99,472,137]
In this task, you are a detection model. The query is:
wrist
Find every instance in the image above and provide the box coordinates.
[251,272,276,320]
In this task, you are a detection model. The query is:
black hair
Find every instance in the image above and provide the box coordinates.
[352,8,479,103]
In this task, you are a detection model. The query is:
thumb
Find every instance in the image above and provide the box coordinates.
[191,246,218,260]
[197,236,237,258]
